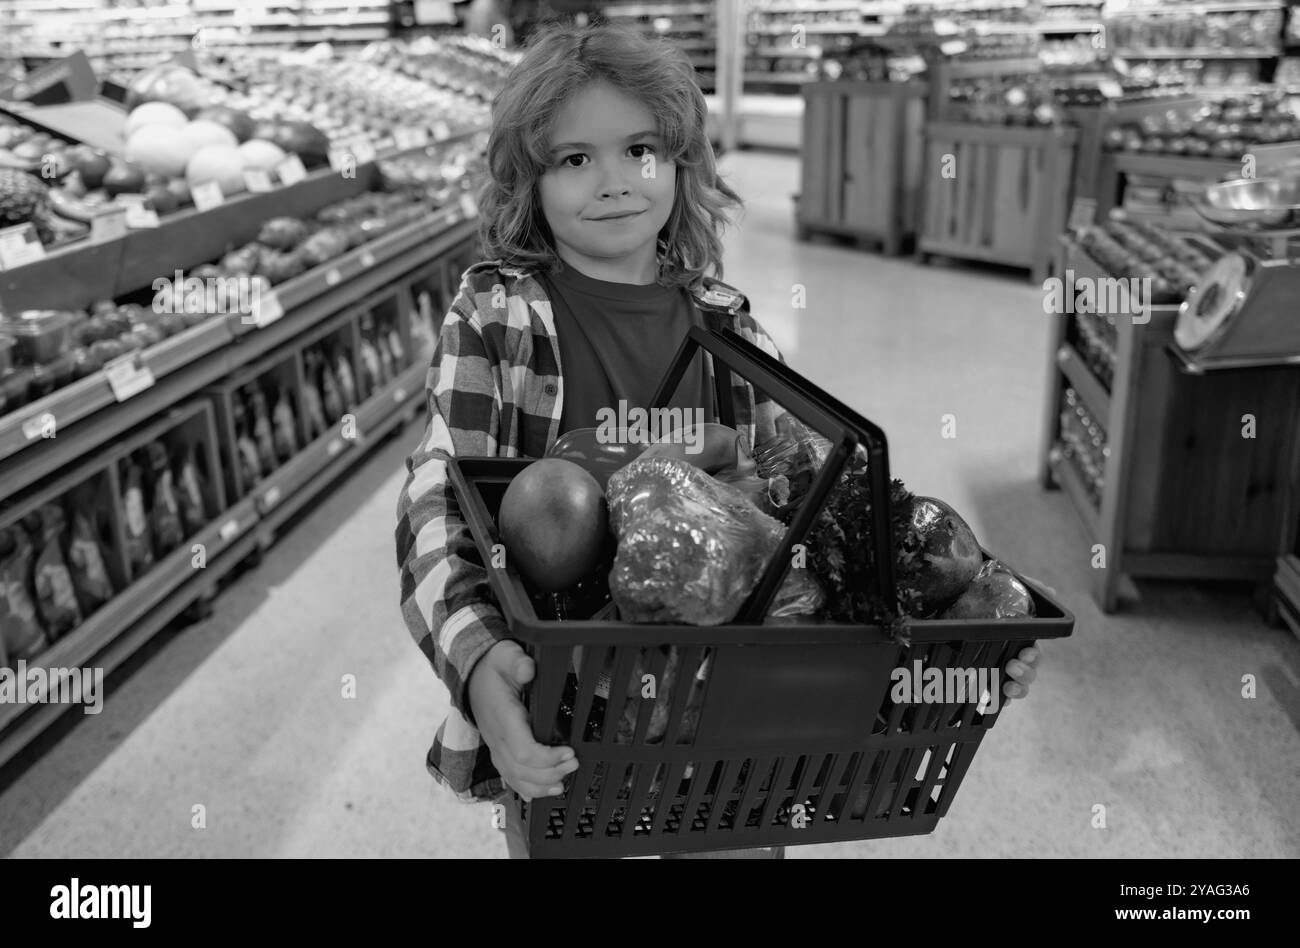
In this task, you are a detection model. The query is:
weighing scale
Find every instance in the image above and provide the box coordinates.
[1174,177,1300,373]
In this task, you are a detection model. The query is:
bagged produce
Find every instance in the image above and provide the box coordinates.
[358,337,382,397]
[299,367,327,441]
[147,442,184,557]
[271,387,298,461]
[121,455,154,574]
[319,356,344,421]
[248,389,277,474]
[175,443,210,537]
[65,491,115,616]
[605,457,821,626]
[234,402,263,489]
[26,506,81,640]
[334,349,357,408]
[0,524,49,662]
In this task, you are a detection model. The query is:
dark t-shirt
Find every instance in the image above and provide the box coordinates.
[538,263,714,438]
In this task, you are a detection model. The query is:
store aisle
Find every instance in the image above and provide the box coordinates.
[3,151,1298,859]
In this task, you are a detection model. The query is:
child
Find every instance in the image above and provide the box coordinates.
[395,21,1039,860]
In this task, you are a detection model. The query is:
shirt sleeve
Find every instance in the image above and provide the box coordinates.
[395,282,511,728]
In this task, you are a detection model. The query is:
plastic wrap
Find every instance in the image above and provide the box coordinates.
[65,496,115,616]
[0,525,48,662]
[27,506,82,640]
[752,413,834,522]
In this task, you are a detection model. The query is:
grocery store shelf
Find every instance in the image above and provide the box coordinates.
[1056,344,1112,422]
[604,3,713,16]
[1039,22,1102,33]
[1049,449,1101,538]
[1115,48,1280,59]
[1112,152,1242,178]
[744,72,816,84]
[1106,2,1283,14]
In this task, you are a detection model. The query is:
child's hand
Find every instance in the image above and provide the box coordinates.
[1002,646,1040,703]
[468,640,581,800]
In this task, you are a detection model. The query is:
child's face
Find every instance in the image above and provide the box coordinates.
[538,81,677,284]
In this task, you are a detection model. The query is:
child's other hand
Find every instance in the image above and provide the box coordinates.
[1002,646,1040,703]
[468,640,580,800]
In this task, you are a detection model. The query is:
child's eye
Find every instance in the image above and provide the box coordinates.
[560,154,587,168]
[629,144,656,158]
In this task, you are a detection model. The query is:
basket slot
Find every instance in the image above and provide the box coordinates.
[816,752,853,823]
[706,759,738,834]
[560,758,600,839]
[736,755,773,832]
[665,645,706,746]
[862,749,898,821]
[889,747,921,820]
[601,646,641,745]
[918,643,955,732]
[916,744,950,817]
[631,645,671,745]
[623,762,659,838]
[679,759,710,837]
[651,760,689,837]
[571,644,610,745]
[934,742,979,818]
[759,757,798,828]
[791,753,821,827]
[956,640,995,730]
[834,752,868,823]
[595,762,632,838]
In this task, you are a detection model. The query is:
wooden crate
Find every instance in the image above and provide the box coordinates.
[797,80,928,255]
[918,122,1078,283]
[1040,236,1300,612]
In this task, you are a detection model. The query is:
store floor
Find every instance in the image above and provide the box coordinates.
[3,151,1299,859]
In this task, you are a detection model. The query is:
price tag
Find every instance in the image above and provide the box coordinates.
[243,168,275,193]
[394,387,407,404]
[1098,79,1124,99]
[393,127,420,150]
[192,180,225,212]
[22,412,55,442]
[262,486,281,509]
[327,438,344,456]
[329,147,354,172]
[353,139,377,164]
[459,193,478,219]
[90,208,128,242]
[0,223,47,270]
[118,195,161,229]
[360,251,376,268]
[325,267,342,286]
[276,154,308,186]
[103,353,156,403]
[219,520,240,541]
[433,121,451,142]
[1068,197,1097,234]
[247,290,284,329]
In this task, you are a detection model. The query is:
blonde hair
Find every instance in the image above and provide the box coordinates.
[476,20,743,289]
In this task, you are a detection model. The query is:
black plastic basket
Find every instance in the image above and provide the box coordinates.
[447,327,1074,858]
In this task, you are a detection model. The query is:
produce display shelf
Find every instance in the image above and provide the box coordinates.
[755,1,859,12]
[0,361,427,770]
[604,3,714,16]
[1048,448,1101,537]
[0,210,476,499]
[1114,49,1281,60]
[1056,342,1112,421]
[750,23,865,35]
[1107,2,1284,14]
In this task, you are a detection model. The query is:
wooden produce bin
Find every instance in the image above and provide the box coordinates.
[797,81,928,255]
[918,122,1078,283]
[1040,237,1300,612]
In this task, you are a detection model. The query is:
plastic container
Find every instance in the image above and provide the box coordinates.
[447,327,1075,859]
[1,311,75,365]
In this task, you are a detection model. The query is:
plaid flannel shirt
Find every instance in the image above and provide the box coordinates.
[395,259,786,803]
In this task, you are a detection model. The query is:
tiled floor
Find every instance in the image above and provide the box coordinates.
[2,150,1298,858]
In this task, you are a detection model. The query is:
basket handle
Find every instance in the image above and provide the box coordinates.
[649,327,897,625]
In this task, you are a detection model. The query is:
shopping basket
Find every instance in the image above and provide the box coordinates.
[447,326,1074,858]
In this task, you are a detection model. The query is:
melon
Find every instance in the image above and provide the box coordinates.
[498,459,608,592]
[238,139,287,172]
[124,124,199,178]
[124,102,188,138]
[185,144,246,197]
[182,120,239,152]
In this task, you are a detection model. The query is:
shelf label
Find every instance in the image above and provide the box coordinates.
[329,147,353,172]
[459,193,478,220]
[360,251,376,268]
[1098,79,1124,99]
[219,519,240,542]
[192,180,225,212]
[0,223,46,271]
[327,438,344,456]
[394,126,430,150]
[276,154,308,186]
[90,208,128,243]
[243,168,275,193]
[22,412,56,442]
[247,290,285,329]
[394,387,408,404]
[432,121,451,142]
[1068,197,1097,234]
[325,267,342,286]
[118,195,160,229]
[353,139,377,165]
[262,486,281,509]
[103,353,156,403]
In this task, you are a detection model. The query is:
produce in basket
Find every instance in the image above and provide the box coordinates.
[605,456,822,625]
[941,559,1035,620]
[498,458,608,593]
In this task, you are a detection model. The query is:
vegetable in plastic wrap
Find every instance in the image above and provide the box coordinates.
[65,490,115,616]
[147,442,184,558]
[175,443,210,537]
[121,455,155,575]
[25,506,82,641]
[0,524,49,662]
[605,456,822,626]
